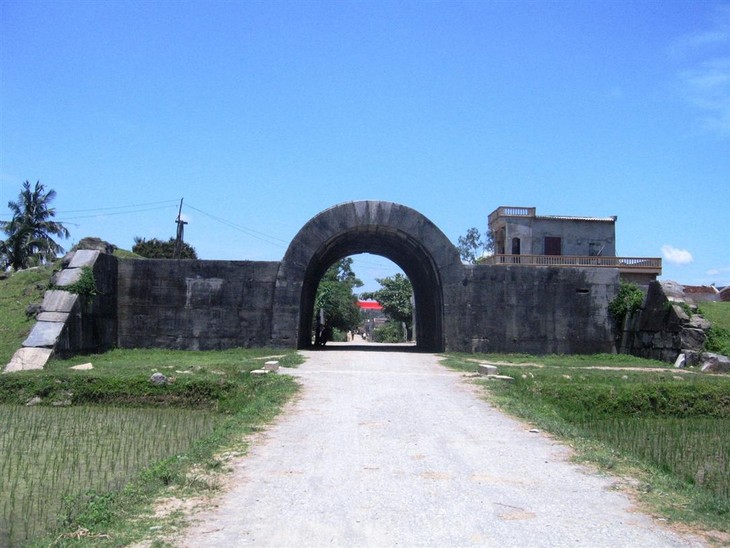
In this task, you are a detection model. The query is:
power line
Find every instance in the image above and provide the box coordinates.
[56,199,180,213]
[184,202,288,248]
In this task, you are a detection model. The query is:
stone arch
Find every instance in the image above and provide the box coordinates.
[272,201,463,351]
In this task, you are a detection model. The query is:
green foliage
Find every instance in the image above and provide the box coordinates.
[699,302,730,356]
[132,236,198,259]
[705,325,730,356]
[372,320,407,343]
[0,181,70,270]
[314,258,363,334]
[608,281,645,327]
[456,227,494,264]
[62,266,98,297]
[361,273,413,338]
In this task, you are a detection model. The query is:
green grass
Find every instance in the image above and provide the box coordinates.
[0,266,53,365]
[443,352,730,536]
[699,302,730,356]
[0,347,303,546]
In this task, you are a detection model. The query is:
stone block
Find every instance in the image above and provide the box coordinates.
[36,311,70,323]
[477,363,499,376]
[41,290,78,313]
[680,328,706,350]
[70,363,93,370]
[264,360,280,372]
[23,321,65,348]
[53,268,83,287]
[68,249,100,268]
[250,369,269,376]
[4,347,54,372]
[674,353,686,368]
[700,353,730,373]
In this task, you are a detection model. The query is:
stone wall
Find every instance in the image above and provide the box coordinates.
[621,280,710,363]
[448,265,618,354]
[117,259,279,350]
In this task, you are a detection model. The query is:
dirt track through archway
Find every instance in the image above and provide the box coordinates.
[181,350,702,547]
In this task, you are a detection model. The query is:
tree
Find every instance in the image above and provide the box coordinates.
[132,237,198,259]
[314,258,363,340]
[0,181,70,270]
[457,227,494,264]
[361,273,413,339]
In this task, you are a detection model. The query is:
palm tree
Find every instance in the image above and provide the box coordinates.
[0,181,70,270]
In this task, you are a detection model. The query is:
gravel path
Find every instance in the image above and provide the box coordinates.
[181,349,703,547]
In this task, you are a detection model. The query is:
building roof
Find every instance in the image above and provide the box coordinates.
[358,300,383,310]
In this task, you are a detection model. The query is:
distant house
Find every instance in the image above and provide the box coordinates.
[484,206,662,284]
[682,285,719,303]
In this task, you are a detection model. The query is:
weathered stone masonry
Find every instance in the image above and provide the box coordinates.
[7,201,620,369]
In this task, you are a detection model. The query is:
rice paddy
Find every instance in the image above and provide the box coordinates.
[0,404,221,546]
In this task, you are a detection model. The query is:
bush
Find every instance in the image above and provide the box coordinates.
[609,281,644,328]
[372,321,406,343]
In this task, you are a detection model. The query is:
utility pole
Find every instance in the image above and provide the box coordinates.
[172,198,187,260]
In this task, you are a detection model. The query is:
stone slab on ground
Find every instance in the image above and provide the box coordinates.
[476,363,499,376]
[22,321,65,348]
[4,347,54,372]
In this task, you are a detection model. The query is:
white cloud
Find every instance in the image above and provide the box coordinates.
[706,266,730,276]
[662,245,694,265]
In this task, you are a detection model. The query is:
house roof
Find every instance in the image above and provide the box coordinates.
[358,300,383,310]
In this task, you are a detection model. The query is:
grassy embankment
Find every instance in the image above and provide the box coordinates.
[443,310,730,539]
[0,267,303,546]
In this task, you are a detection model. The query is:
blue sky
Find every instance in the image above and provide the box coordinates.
[1,0,728,293]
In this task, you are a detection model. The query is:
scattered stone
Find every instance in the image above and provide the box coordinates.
[70,363,93,370]
[250,369,269,376]
[25,302,42,318]
[489,375,514,382]
[264,360,280,372]
[529,429,540,433]
[51,400,72,407]
[150,372,169,385]
[700,353,730,374]
[26,396,42,406]
[71,237,116,255]
[673,353,686,369]
[672,376,684,381]
[476,363,499,376]
[621,375,628,380]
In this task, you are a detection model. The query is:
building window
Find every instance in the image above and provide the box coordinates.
[545,237,561,256]
[511,237,521,255]
[589,242,604,256]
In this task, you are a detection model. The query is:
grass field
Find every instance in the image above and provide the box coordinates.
[0,267,52,366]
[443,353,730,536]
[0,347,302,546]
[699,301,730,356]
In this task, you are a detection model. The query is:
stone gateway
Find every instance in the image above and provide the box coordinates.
[13,201,619,365]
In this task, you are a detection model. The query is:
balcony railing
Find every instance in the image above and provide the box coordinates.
[488,206,536,225]
[482,254,662,274]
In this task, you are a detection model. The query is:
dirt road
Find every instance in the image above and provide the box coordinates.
[181,349,702,547]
